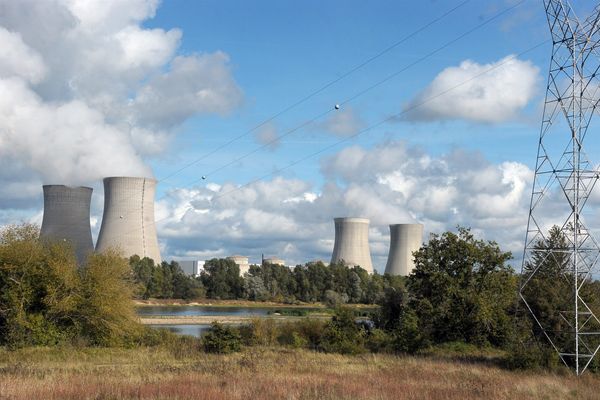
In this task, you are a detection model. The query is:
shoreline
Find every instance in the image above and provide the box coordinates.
[134,299,378,309]
[139,315,329,325]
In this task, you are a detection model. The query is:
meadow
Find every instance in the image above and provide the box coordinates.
[0,346,598,400]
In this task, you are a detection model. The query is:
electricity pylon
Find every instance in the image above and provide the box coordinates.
[520,1,600,375]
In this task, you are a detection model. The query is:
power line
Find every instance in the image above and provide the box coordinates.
[109,38,549,246]
[156,0,471,185]
[204,40,548,204]
[182,0,526,187]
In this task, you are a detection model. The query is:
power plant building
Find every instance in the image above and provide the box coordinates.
[227,255,250,275]
[40,185,94,265]
[96,177,161,263]
[177,260,205,276]
[384,224,423,276]
[330,217,373,274]
[263,257,285,266]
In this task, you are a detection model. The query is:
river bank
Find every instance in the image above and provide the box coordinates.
[134,299,378,309]
[139,314,329,325]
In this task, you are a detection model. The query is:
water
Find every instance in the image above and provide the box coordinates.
[138,305,271,337]
[136,305,271,317]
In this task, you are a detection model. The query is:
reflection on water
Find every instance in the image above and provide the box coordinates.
[148,324,212,337]
[136,306,270,317]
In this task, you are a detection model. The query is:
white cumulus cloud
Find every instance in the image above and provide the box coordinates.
[156,141,538,271]
[0,0,242,196]
[404,55,540,123]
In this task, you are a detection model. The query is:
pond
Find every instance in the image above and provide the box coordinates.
[136,305,271,317]
[147,324,212,337]
[138,306,273,338]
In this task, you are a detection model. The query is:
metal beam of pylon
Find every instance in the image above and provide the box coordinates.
[520,0,600,376]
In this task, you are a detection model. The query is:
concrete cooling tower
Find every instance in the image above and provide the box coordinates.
[384,224,423,276]
[330,217,373,273]
[95,177,161,263]
[40,185,94,264]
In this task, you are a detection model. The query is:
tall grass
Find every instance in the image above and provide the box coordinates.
[0,346,598,399]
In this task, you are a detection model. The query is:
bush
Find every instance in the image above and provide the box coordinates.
[365,328,392,353]
[323,290,347,308]
[0,224,141,348]
[390,308,425,354]
[239,318,279,346]
[277,328,308,348]
[320,307,366,355]
[203,322,242,354]
[504,341,561,371]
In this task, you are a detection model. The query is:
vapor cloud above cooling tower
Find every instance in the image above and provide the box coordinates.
[0,0,242,186]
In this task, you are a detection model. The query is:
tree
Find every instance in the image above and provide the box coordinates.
[519,226,600,367]
[408,227,516,347]
[201,258,244,299]
[0,224,141,347]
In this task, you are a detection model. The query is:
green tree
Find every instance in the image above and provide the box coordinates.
[201,258,244,299]
[408,227,516,347]
[518,226,600,368]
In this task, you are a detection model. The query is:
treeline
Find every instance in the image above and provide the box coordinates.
[130,255,403,305]
[3,222,600,372]
[197,226,600,372]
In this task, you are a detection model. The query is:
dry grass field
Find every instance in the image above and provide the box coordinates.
[0,346,598,400]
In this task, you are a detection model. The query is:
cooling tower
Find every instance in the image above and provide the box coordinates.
[384,224,423,276]
[330,217,373,273]
[40,185,94,264]
[95,177,161,263]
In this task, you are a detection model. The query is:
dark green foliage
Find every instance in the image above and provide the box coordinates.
[193,258,383,304]
[202,322,242,353]
[518,226,600,370]
[130,257,204,300]
[505,340,561,371]
[374,279,425,353]
[320,307,366,354]
[407,227,516,347]
[200,258,244,299]
[248,262,298,302]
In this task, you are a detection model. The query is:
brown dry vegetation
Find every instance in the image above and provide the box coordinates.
[0,346,598,400]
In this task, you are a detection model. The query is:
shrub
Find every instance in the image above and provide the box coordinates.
[0,224,140,348]
[504,341,560,371]
[365,328,392,353]
[278,329,308,348]
[323,290,347,308]
[243,318,279,346]
[390,308,425,354]
[203,322,242,354]
[320,307,366,355]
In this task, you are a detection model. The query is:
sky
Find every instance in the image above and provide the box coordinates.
[1,0,599,272]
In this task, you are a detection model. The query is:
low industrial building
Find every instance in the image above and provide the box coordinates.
[177,260,205,277]
[227,255,251,275]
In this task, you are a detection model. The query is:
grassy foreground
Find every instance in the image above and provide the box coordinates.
[0,346,598,400]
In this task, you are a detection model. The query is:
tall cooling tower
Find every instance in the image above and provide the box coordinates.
[40,185,94,264]
[330,217,373,273]
[95,177,161,263]
[384,224,423,276]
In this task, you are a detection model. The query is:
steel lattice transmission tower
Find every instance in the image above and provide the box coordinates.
[520,1,600,375]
